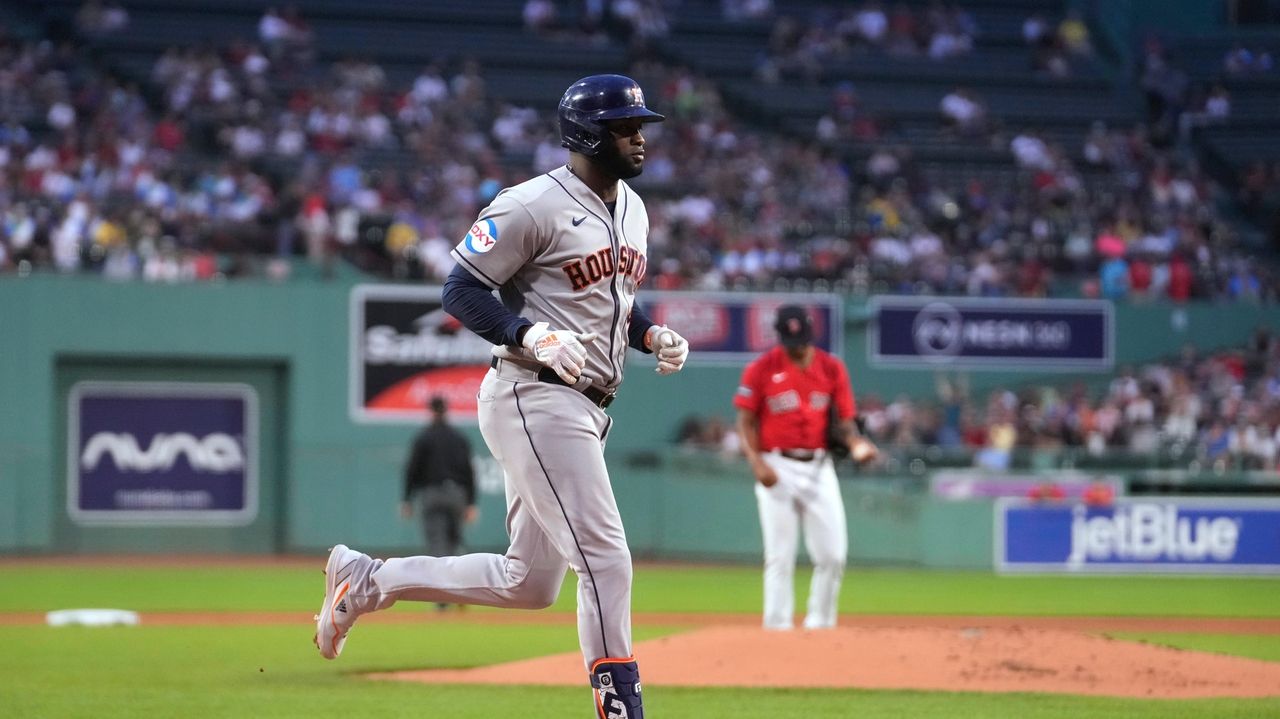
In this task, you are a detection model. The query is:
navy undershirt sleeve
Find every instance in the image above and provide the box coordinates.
[628,303,656,354]
[442,264,532,347]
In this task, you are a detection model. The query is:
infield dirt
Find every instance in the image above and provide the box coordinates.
[371,623,1280,699]
[8,606,1278,698]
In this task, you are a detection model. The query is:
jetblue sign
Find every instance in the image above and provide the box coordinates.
[996,498,1280,574]
[870,297,1112,370]
[68,382,258,525]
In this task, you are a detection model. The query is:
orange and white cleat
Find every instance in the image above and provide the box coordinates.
[314,544,373,660]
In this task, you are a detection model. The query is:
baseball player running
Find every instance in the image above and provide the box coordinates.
[314,74,687,719]
[734,305,876,630]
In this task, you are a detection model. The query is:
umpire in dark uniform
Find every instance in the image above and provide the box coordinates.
[399,396,478,576]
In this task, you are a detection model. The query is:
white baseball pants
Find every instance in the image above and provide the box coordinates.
[754,451,848,630]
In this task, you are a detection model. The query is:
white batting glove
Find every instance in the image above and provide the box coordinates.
[522,322,598,384]
[648,325,689,375]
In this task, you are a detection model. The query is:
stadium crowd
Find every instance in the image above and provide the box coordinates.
[751,2,1098,84]
[0,3,1275,304]
[679,327,1280,473]
[881,326,1280,472]
[753,1,982,83]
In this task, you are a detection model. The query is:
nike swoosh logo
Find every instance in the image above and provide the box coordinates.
[572,216,587,226]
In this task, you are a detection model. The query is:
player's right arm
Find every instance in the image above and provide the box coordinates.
[831,358,878,464]
[733,361,778,488]
[442,193,541,346]
[442,265,532,347]
[442,193,595,383]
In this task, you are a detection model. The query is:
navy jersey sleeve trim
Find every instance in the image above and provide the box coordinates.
[442,264,532,346]
[449,249,502,289]
[627,302,655,354]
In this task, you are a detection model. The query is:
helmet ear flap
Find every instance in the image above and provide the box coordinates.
[559,113,604,156]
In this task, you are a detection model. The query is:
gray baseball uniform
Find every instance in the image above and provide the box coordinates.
[367,164,649,666]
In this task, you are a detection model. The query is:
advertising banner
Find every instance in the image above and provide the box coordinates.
[870,297,1112,370]
[932,471,1122,501]
[640,291,842,364]
[350,284,493,423]
[995,498,1280,574]
[68,382,257,525]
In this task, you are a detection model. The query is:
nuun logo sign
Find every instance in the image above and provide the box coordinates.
[1067,503,1240,566]
[81,432,245,473]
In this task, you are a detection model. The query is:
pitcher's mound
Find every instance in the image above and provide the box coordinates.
[370,625,1280,698]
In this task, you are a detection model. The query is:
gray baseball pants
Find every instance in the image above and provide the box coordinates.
[368,361,633,667]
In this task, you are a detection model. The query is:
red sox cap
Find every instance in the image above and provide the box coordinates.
[774,305,814,348]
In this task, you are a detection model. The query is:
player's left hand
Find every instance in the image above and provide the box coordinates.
[523,321,598,384]
[649,325,688,375]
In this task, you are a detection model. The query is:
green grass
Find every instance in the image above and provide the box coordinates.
[1113,633,1280,664]
[3,623,1278,719]
[11,564,1280,617]
[4,563,1279,718]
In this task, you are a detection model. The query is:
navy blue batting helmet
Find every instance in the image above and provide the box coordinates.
[558,74,664,157]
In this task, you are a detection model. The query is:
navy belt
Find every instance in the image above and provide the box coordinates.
[490,357,616,408]
[780,449,820,462]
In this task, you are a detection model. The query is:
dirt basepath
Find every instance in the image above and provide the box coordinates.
[10,556,1280,698]
[11,608,1280,697]
[5,610,1280,634]
[372,625,1280,699]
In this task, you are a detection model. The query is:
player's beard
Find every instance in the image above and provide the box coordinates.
[592,141,643,180]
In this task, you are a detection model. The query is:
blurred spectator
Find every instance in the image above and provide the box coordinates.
[1223,44,1275,75]
[1023,14,1050,45]
[926,5,974,60]
[885,3,919,56]
[610,0,670,50]
[816,82,879,142]
[75,0,129,35]
[1010,131,1053,171]
[722,0,775,22]
[939,87,988,136]
[1140,41,1189,141]
[1178,83,1231,142]
[1027,481,1067,502]
[1099,254,1131,300]
[1082,481,1115,506]
[1057,10,1091,57]
[675,414,740,455]
[1024,11,1080,77]
[848,1,889,48]
[975,400,1017,470]
[523,0,559,34]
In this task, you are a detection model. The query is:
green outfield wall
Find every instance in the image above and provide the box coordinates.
[2,276,1276,565]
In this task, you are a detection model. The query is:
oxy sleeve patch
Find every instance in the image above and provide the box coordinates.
[463,219,499,254]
